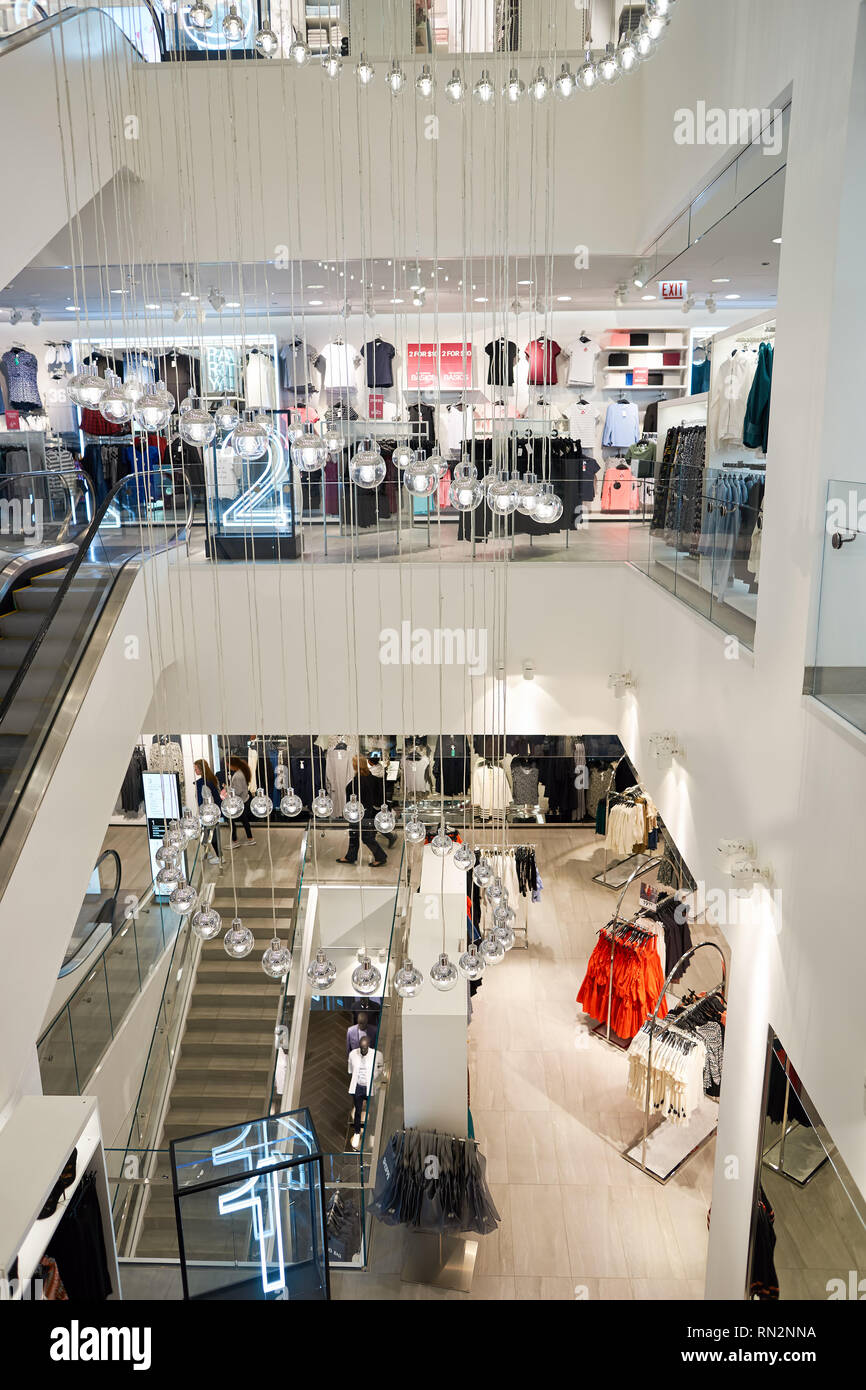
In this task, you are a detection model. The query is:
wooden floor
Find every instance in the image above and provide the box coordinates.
[331,826,722,1301]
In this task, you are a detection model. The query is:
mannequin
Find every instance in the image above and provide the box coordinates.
[347,1033,383,1149]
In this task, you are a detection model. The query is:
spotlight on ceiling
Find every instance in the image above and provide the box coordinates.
[705,293,717,314]
[681,293,696,314]
[30,309,42,326]
[614,282,628,308]
[9,308,22,325]
[172,304,185,323]
[632,262,648,289]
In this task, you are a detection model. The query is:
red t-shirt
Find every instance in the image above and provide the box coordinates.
[524,338,561,386]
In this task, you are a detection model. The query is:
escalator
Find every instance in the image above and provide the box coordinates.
[0,465,192,846]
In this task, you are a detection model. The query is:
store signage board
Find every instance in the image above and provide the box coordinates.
[658,281,687,301]
[143,770,183,896]
[407,342,472,389]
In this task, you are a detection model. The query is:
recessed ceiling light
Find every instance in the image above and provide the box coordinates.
[474,296,488,303]
[309,299,323,306]
[556,295,572,302]
[641,294,656,301]
[65,304,80,311]
[725,293,741,299]
[225,301,241,308]
[772,237,782,244]
[180,291,191,297]
[390,297,404,304]
[110,288,127,295]
[308,284,324,289]
[712,278,731,283]
[145,303,161,310]
[518,280,533,285]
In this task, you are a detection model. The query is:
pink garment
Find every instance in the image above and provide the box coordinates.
[600,466,640,511]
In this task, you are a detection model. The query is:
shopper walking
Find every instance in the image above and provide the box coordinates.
[226,756,256,846]
[194,759,223,864]
[337,754,387,867]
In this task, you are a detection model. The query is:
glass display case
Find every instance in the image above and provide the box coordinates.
[170,1108,329,1301]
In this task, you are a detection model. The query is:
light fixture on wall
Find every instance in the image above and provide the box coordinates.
[608,670,636,696]
[648,732,683,763]
[522,660,535,681]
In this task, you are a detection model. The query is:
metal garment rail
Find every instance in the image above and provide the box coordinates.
[591,855,664,1048]
[592,755,657,890]
[625,940,727,1182]
[469,843,538,951]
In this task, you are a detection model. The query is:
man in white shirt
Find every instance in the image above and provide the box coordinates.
[348,1035,383,1149]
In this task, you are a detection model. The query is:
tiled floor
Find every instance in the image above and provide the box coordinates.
[331,827,717,1301]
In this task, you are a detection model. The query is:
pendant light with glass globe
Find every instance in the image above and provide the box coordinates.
[349,442,386,489]
[444,68,465,103]
[254,24,279,57]
[554,62,576,99]
[134,382,175,431]
[503,68,526,103]
[222,3,245,41]
[67,366,106,408]
[187,0,213,28]
[262,935,291,979]
[529,66,551,101]
[224,917,255,959]
[307,947,337,988]
[191,903,221,940]
[323,48,342,78]
[179,396,216,447]
[213,398,240,433]
[473,69,495,104]
[394,957,424,998]
[415,63,434,98]
[403,456,439,498]
[449,460,484,511]
[355,52,374,85]
[386,61,406,95]
[232,410,270,460]
[99,372,133,426]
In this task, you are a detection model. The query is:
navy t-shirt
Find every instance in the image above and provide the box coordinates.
[360,338,396,388]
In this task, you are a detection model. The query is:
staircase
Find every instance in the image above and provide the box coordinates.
[134,884,295,1259]
[0,565,108,763]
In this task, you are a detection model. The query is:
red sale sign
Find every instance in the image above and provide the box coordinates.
[407,342,472,389]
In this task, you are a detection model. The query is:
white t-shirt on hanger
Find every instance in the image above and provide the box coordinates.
[565,337,600,387]
[566,402,601,448]
[245,351,277,409]
[320,342,361,390]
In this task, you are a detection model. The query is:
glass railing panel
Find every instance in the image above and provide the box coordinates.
[36,1007,78,1096]
[65,956,113,1084]
[812,479,866,735]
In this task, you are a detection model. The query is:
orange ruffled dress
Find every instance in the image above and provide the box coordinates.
[577,931,668,1040]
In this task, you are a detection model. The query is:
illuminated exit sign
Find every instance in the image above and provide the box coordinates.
[659,280,688,300]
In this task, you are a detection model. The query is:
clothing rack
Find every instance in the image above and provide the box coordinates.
[622,940,727,1183]
[468,841,537,949]
[592,755,657,889]
[592,855,665,1049]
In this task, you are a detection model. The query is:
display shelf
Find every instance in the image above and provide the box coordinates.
[601,346,687,353]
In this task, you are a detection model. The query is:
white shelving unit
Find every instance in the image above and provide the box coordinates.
[0,1095,120,1300]
[599,327,689,394]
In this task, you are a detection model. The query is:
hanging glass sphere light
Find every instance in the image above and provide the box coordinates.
[156,862,180,893]
[494,913,516,951]
[188,0,213,29]
[180,805,200,840]
[307,947,337,988]
[179,396,216,447]
[222,3,244,41]
[431,826,453,857]
[530,65,551,101]
[473,69,495,104]
[280,787,303,817]
[533,481,564,524]
[166,819,186,852]
[554,61,577,99]
[458,943,485,981]
[493,898,516,929]
[485,876,505,908]
[123,375,146,406]
[289,26,310,63]
[472,857,494,888]
[344,795,364,824]
[503,67,526,103]
[312,789,333,818]
[487,471,520,515]
[67,367,106,408]
[179,391,195,415]
[392,444,416,471]
[386,61,406,94]
[415,63,434,98]
[199,787,221,827]
[404,457,439,498]
[430,952,459,991]
[394,957,424,998]
[134,382,175,430]
[374,804,395,834]
[232,410,269,459]
[169,875,198,915]
[349,443,386,489]
[479,930,506,966]
[352,955,382,995]
[154,835,178,868]
[99,373,133,425]
[255,24,279,57]
[444,68,465,103]
[404,815,426,845]
[250,787,273,818]
[645,0,673,30]
[323,48,342,78]
[598,43,621,84]
[636,17,662,55]
[618,30,641,72]
[291,432,328,473]
[355,52,374,85]
[191,904,221,940]
[224,917,254,959]
[213,398,240,433]
[516,471,542,516]
[449,461,484,511]
[222,786,245,819]
[577,48,597,89]
[262,936,291,979]
[452,841,475,872]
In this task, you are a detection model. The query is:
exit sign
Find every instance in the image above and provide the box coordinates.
[659,280,688,300]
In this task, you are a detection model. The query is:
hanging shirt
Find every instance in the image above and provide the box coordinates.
[280,338,325,392]
[566,402,600,448]
[524,338,561,387]
[601,465,641,511]
[320,342,361,390]
[244,351,277,409]
[484,338,518,386]
[565,337,600,386]
[708,350,757,451]
[360,339,396,389]
[602,401,640,448]
[1,349,43,410]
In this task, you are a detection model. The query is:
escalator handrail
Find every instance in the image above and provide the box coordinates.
[0,4,166,62]
[0,466,96,539]
[56,846,122,978]
[0,468,192,733]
